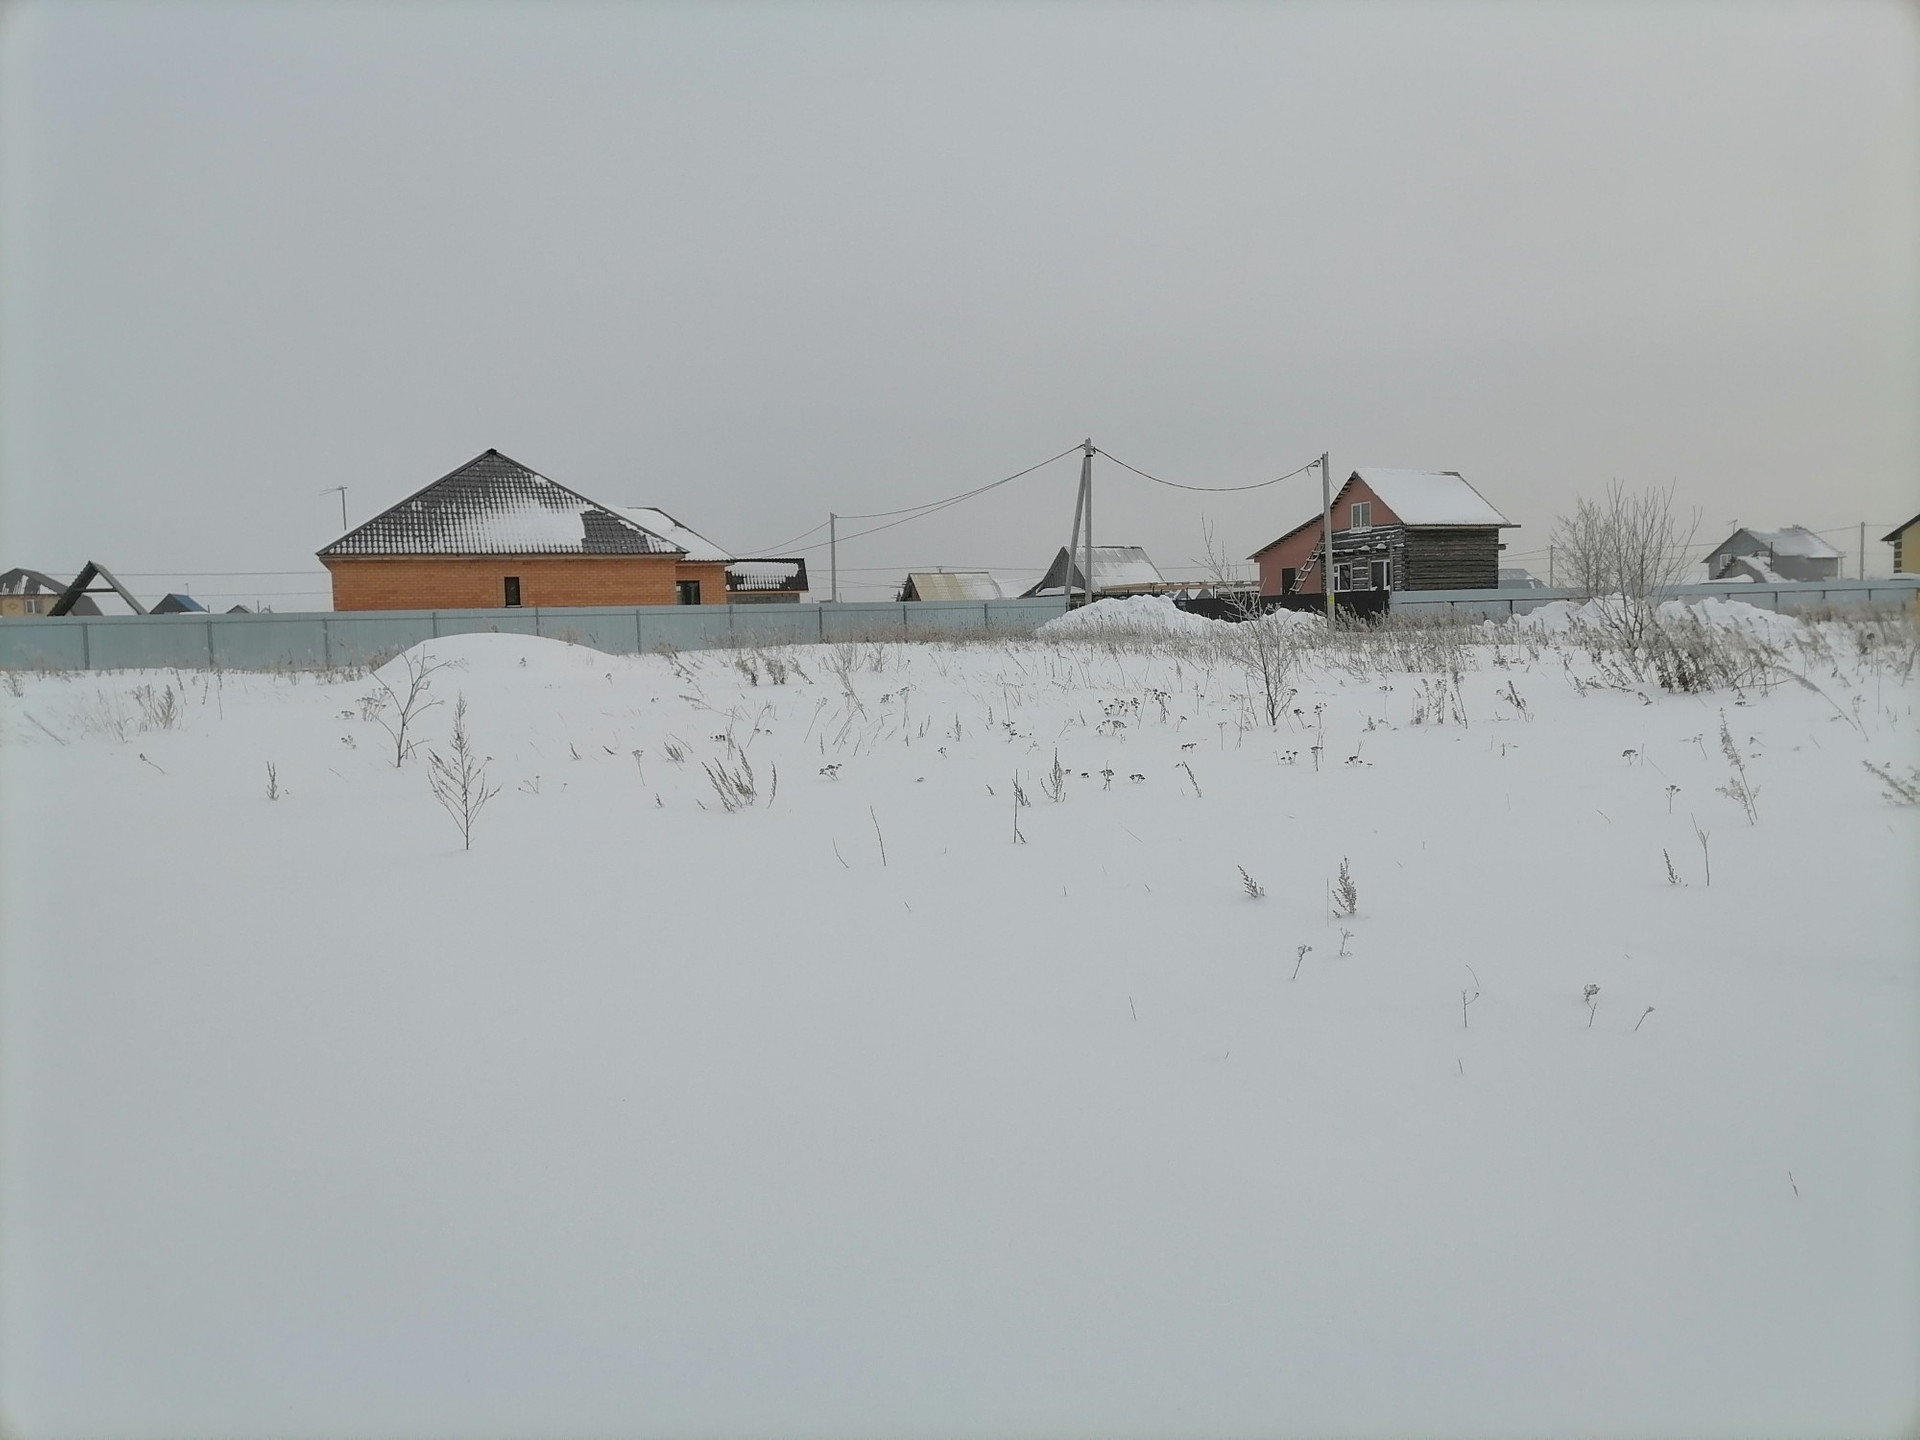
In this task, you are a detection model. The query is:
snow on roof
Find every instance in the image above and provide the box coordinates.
[1355,470,1513,527]
[319,451,686,558]
[905,571,1004,602]
[1727,527,1843,561]
[612,507,732,563]
[1024,546,1168,596]
[729,560,805,582]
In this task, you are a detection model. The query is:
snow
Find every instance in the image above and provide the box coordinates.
[1737,527,1844,561]
[457,499,589,552]
[1507,593,1811,646]
[612,506,732,562]
[1356,469,1512,527]
[2,620,1916,1438]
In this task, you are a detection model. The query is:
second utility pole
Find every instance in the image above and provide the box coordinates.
[1320,452,1335,623]
[1081,438,1095,608]
[829,513,838,603]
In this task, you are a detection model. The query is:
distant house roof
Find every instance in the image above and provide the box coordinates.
[727,558,809,593]
[1882,512,1920,544]
[318,450,689,559]
[1,567,101,614]
[1498,567,1546,590]
[1354,469,1513,527]
[1250,469,1514,557]
[1716,555,1789,584]
[150,592,207,613]
[612,507,732,563]
[1024,546,1166,597]
[1708,526,1843,561]
[902,570,1005,602]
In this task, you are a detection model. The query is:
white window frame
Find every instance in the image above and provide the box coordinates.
[1349,501,1372,531]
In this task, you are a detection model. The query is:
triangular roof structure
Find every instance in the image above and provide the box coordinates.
[1709,526,1843,561]
[151,592,208,614]
[318,450,689,559]
[1250,469,1513,558]
[1022,546,1166,597]
[1881,512,1920,544]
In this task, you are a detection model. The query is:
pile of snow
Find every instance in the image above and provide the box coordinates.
[1038,594,1320,639]
[1508,594,1806,644]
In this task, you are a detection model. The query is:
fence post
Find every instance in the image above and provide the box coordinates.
[205,620,216,669]
[80,620,92,670]
[321,618,332,669]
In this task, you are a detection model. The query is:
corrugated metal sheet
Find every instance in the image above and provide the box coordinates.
[905,571,1003,601]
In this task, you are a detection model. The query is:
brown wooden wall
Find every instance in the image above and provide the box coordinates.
[1402,529,1501,590]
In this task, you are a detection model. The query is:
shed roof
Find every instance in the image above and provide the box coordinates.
[318,450,687,559]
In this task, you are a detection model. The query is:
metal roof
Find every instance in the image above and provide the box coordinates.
[1023,546,1167,596]
[903,570,1004,601]
[318,450,688,559]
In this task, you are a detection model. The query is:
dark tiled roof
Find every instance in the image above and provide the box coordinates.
[318,450,686,558]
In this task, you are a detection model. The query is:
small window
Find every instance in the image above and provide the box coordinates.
[677,580,701,606]
[503,576,522,607]
[1349,501,1372,531]
[1370,559,1391,591]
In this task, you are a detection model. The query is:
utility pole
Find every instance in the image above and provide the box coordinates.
[1320,452,1335,623]
[829,513,838,603]
[1082,438,1095,609]
[1548,543,1555,588]
[1859,521,1867,581]
[1063,442,1089,606]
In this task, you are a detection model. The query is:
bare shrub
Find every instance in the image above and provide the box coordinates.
[366,649,446,766]
[1551,480,1700,648]
[427,694,499,850]
[1331,858,1358,917]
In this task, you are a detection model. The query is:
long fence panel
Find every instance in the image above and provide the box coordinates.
[1390,578,1920,620]
[0,598,1070,672]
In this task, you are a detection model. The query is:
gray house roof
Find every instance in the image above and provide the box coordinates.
[1023,546,1166,597]
[1706,526,1843,562]
[1,567,102,614]
[318,450,689,559]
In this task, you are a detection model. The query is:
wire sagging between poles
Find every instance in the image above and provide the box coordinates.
[1094,447,1320,493]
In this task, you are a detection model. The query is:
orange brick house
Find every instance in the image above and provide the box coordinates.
[319,450,732,611]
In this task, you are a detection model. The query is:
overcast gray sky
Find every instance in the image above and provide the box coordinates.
[1,0,1914,605]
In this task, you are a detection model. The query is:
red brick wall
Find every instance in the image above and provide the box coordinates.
[324,555,727,611]
[1254,476,1402,597]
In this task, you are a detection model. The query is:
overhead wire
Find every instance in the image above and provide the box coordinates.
[1093,447,1321,493]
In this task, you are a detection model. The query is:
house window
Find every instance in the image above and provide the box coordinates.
[677,580,701,605]
[1370,559,1391,591]
[503,576,522,607]
[1333,562,1355,592]
[1349,501,1372,531]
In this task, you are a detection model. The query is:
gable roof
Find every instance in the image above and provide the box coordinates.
[1023,546,1166,596]
[318,450,688,559]
[150,592,208,613]
[1250,469,1513,558]
[902,570,1005,602]
[1882,512,1920,544]
[1708,526,1843,561]
[1356,469,1512,527]
[0,567,101,614]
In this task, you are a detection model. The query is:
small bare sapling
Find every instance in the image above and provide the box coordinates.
[367,650,446,767]
[1292,943,1312,981]
[1715,711,1759,823]
[427,694,500,851]
[1331,858,1358,918]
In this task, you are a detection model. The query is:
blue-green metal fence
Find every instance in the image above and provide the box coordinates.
[0,598,1069,672]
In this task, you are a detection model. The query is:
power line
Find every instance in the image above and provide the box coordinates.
[1093,447,1321,493]
[834,444,1083,521]
[734,518,832,558]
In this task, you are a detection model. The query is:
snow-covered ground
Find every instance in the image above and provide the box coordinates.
[2,602,1916,1438]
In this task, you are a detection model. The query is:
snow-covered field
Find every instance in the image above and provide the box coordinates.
[3,602,1917,1439]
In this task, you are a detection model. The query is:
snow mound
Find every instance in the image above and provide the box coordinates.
[374,632,628,683]
[1507,595,1804,643]
[1037,594,1321,639]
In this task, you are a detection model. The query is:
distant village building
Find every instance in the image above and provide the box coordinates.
[726,559,810,604]
[1,567,100,616]
[150,593,208,614]
[1703,527,1842,583]
[318,450,732,611]
[1022,546,1168,598]
[1884,513,1920,576]
[1250,469,1515,601]
[899,571,1008,602]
